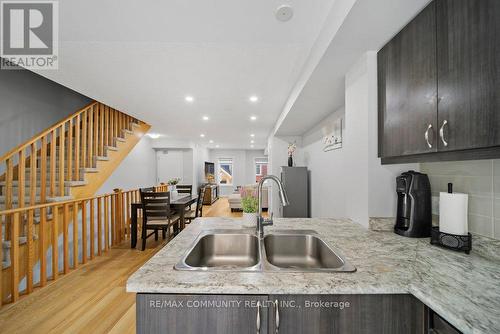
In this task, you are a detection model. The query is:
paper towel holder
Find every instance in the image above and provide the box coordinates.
[430,227,472,254]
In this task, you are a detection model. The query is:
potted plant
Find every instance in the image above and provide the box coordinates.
[288,142,297,167]
[167,178,180,194]
[240,187,259,227]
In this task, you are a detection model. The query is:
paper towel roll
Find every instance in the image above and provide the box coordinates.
[439,192,468,235]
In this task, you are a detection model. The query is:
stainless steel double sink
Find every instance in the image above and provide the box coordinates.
[174,229,356,273]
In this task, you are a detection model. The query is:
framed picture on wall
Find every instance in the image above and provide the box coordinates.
[323,118,342,152]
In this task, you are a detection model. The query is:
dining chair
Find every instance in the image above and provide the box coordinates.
[176,184,193,194]
[139,189,180,250]
[177,184,194,210]
[141,186,155,193]
[185,187,206,224]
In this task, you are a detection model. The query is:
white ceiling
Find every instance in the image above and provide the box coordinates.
[34,0,340,149]
[275,0,432,136]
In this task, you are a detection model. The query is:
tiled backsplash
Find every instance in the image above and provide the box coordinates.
[421,160,500,240]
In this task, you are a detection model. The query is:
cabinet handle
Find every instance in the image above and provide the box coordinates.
[256,301,261,334]
[274,299,280,333]
[439,120,448,147]
[424,124,433,149]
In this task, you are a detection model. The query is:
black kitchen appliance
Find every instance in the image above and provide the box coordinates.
[394,171,432,237]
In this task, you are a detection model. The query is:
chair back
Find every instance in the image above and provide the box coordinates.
[195,187,206,218]
[140,190,173,223]
[140,187,155,194]
[177,184,193,194]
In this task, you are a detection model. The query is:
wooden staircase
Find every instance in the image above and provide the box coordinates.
[0,102,151,305]
[0,101,150,210]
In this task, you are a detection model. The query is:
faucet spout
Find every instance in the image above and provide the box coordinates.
[257,175,289,239]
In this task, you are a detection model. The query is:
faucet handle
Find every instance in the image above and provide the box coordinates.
[262,212,274,226]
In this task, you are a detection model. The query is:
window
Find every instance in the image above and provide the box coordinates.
[218,158,233,185]
[255,157,268,183]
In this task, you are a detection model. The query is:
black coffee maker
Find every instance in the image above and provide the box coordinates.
[394,171,432,237]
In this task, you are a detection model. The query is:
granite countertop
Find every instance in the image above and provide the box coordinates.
[127,217,500,334]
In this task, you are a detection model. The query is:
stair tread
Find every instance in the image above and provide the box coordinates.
[46,195,74,202]
[0,195,72,203]
[0,180,86,186]
[3,234,38,249]
[22,167,98,173]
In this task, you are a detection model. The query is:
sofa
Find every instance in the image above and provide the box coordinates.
[228,186,269,211]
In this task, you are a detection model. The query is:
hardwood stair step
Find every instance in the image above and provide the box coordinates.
[22,167,99,173]
[0,180,88,187]
[2,234,38,267]
[0,195,73,205]
[0,186,70,196]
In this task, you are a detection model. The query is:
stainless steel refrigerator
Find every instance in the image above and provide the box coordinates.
[280,166,309,218]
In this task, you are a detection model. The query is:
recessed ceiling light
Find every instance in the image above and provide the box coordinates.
[250,140,255,144]
[200,134,205,138]
[249,95,259,103]
[209,140,214,144]
[202,116,209,121]
[146,133,162,139]
[250,145,254,148]
[250,116,257,121]
[275,5,294,22]
[185,95,194,103]
[215,144,220,148]
[250,134,255,137]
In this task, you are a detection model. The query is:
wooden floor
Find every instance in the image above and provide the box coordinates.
[203,197,243,218]
[0,237,168,334]
[0,197,239,333]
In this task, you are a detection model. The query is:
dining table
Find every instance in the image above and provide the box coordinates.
[130,193,198,248]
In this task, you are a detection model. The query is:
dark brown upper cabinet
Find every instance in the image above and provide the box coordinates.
[378,2,438,158]
[378,0,500,164]
[436,0,500,152]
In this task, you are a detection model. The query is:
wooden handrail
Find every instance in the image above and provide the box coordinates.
[0,102,97,163]
[0,191,129,215]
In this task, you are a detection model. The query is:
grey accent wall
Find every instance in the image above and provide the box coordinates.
[0,62,92,156]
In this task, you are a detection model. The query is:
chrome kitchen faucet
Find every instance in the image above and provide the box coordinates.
[257,175,290,239]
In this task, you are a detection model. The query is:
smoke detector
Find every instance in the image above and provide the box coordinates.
[275,5,293,22]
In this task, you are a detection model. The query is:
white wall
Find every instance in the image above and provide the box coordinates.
[342,53,373,226]
[193,145,210,187]
[156,149,194,184]
[98,136,156,194]
[209,149,266,196]
[302,107,346,217]
[245,150,268,184]
[151,138,210,188]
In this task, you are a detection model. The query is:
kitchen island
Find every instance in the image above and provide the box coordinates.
[127,217,500,334]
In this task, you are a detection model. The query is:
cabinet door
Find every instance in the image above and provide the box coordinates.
[137,294,268,334]
[436,0,500,151]
[378,2,438,157]
[268,295,424,334]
